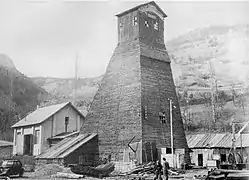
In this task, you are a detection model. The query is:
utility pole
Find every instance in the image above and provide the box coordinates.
[168,98,174,168]
[208,35,218,123]
[74,52,78,105]
[209,60,216,123]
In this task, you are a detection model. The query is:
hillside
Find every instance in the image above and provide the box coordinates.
[31,24,249,133]
[32,76,102,102]
[0,54,49,141]
[168,24,249,91]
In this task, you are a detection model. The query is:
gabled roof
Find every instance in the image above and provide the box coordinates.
[12,102,85,128]
[116,1,167,18]
[37,133,97,159]
[186,134,235,149]
[0,140,13,147]
[187,133,249,149]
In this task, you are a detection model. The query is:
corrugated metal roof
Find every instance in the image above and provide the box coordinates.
[186,134,234,148]
[0,140,13,147]
[235,134,249,147]
[37,133,97,159]
[12,102,85,128]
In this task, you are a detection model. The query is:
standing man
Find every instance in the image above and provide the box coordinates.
[154,160,162,180]
[162,158,170,180]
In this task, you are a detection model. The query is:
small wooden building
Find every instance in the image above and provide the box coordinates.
[12,102,85,156]
[187,133,249,168]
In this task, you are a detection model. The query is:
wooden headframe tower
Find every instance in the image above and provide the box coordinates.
[81,1,189,163]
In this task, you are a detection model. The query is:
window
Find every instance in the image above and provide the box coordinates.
[144,106,148,120]
[159,112,166,124]
[166,148,172,154]
[65,117,69,132]
[145,20,149,27]
[154,21,158,30]
[34,130,40,144]
[119,21,124,30]
[133,16,138,26]
[221,154,226,162]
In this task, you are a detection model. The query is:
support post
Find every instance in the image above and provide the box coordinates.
[169,99,174,168]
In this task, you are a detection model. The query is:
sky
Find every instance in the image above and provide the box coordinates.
[0,0,248,78]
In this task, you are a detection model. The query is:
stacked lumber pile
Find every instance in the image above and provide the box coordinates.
[117,162,155,180]
[126,162,155,175]
[118,162,184,180]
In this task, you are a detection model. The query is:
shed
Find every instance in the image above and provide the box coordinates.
[187,134,235,167]
[36,133,98,166]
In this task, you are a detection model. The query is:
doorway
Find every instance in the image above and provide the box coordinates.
[24,134,33,155]
[198,154,203,166]
[221,154,226,163]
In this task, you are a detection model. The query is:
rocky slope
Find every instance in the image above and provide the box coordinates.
[0,54,48,141]
[169,24,249,92]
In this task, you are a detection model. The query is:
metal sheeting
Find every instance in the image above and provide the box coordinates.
[235,134,249,147]
[0,140,13,147]
[58,133,97,158]
[186,134,234,148]
[37,133,97,159]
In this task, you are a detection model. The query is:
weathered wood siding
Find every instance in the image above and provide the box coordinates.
[139,11,165,49]
[52,105,82,136]
[118,11,139,43]
[81,39,142,161]
[141,56,188,149]
[64,135,99,166]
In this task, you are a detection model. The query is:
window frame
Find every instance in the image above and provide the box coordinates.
[133,16,138,26]
[154,21,159,30]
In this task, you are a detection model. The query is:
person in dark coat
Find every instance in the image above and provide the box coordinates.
[162,158,170,180]
[154,160,163,180]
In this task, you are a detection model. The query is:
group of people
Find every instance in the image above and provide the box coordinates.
[154,158,170,180]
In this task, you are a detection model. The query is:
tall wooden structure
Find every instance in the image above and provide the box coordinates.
[81,1,189,163]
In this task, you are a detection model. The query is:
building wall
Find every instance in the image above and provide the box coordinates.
[141,55,188,150]
[190,149,211,167]
[41,118,52,153]
[118,10,139,43]
[33,126,41,156]
[81,39,143,161]
[13,125,41,156]
[138,10,165,49]
[52,105,82,136]
[64,135,99,166]
[190,148,232,167]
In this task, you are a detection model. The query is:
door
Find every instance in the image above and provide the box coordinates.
[24,134,33,155]
[198,154,203,166]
